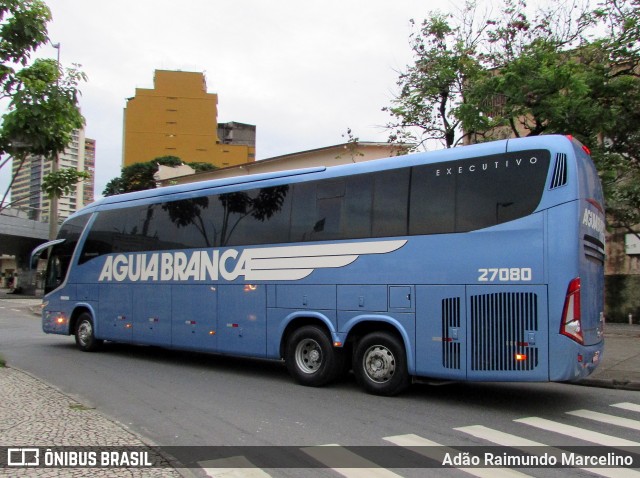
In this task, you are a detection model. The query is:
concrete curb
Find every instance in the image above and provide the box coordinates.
[576,377,640,392]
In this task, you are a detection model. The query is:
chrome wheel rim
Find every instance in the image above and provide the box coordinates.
[295,338,323,374]
[363,345,395,383]
[78,321,92,346]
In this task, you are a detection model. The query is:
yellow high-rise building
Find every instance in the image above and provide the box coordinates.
[123,70,255,167]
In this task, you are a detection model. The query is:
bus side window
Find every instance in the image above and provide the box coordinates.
[344,174,373,239]
[290,183,318,242]
[315,179,345,240]
[373,169,409,237]
[218,186,291,247]
[409,165,456,235]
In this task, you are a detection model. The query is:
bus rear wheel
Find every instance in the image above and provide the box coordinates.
[353,331,410,396]
[285,325,341,387]
[75,313,102,352]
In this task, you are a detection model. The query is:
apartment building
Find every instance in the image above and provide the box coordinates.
[10,128,95,223]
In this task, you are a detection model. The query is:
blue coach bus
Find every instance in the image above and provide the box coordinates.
[32,135,605,395]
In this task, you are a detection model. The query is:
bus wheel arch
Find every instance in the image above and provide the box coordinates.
[348,323,411,396]
[73,310,102,352]
[282,318,344,387]
[69,306,91,337]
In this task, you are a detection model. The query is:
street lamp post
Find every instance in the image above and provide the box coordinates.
[48,42,61,240]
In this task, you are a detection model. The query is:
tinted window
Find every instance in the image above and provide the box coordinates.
[80,186,292,261]
[291,176,376,242]
[79,207,142,262]
[79,149,551,263]
[344,174,373,239]
[158,197,214,248]
[373,169,409,237]
[410,164,455,235]
[58,214,90,245]
[46,214,90,292]
[455,150,550,231]
[410,150,550,234]
[290,182,319,242]
[218,185,291,246]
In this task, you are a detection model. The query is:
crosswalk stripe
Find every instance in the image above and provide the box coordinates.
[196,402,640,478]
[383,433,531,478]
[567,409,640,431]
[302,444,403,478]
[455,425,544,447]
[456,425,640,478]
[199,456,273,478]
[514,417,640,447]
[611,402,640,413]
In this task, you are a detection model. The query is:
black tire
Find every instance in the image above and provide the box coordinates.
[74,313,102,352]
[353,331,410,396]
[285,325,342,387]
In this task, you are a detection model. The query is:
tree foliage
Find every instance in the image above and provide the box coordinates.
[0,0,86,214]
[103,156,216,196]
[41,167,90,199]
[0,0,50,91]
[384,5,487,148]
[386,0,640,231]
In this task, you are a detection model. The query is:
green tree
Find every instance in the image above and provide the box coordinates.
[464,0,640,232]
[103,156,216,196]
[0,0,86,215]
[41,167,90,199]
[458,0,598,140]
[387,0,640,231]
[0,0,50,91]
[583,0,640,233]
[384,5,487,149]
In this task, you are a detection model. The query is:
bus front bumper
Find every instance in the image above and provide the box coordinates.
[42,309,71,335]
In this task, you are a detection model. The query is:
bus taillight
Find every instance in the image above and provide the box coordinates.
[566,134,591,155]
[560,278,583,344]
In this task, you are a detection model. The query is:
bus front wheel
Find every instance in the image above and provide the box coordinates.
[353,331,410,396]
[75,313,102,352]
[285,325,341,387]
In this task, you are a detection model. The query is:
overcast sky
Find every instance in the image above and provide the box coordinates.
[2,0,466,198]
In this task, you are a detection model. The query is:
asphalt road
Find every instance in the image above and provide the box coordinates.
[1,301,639,478]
